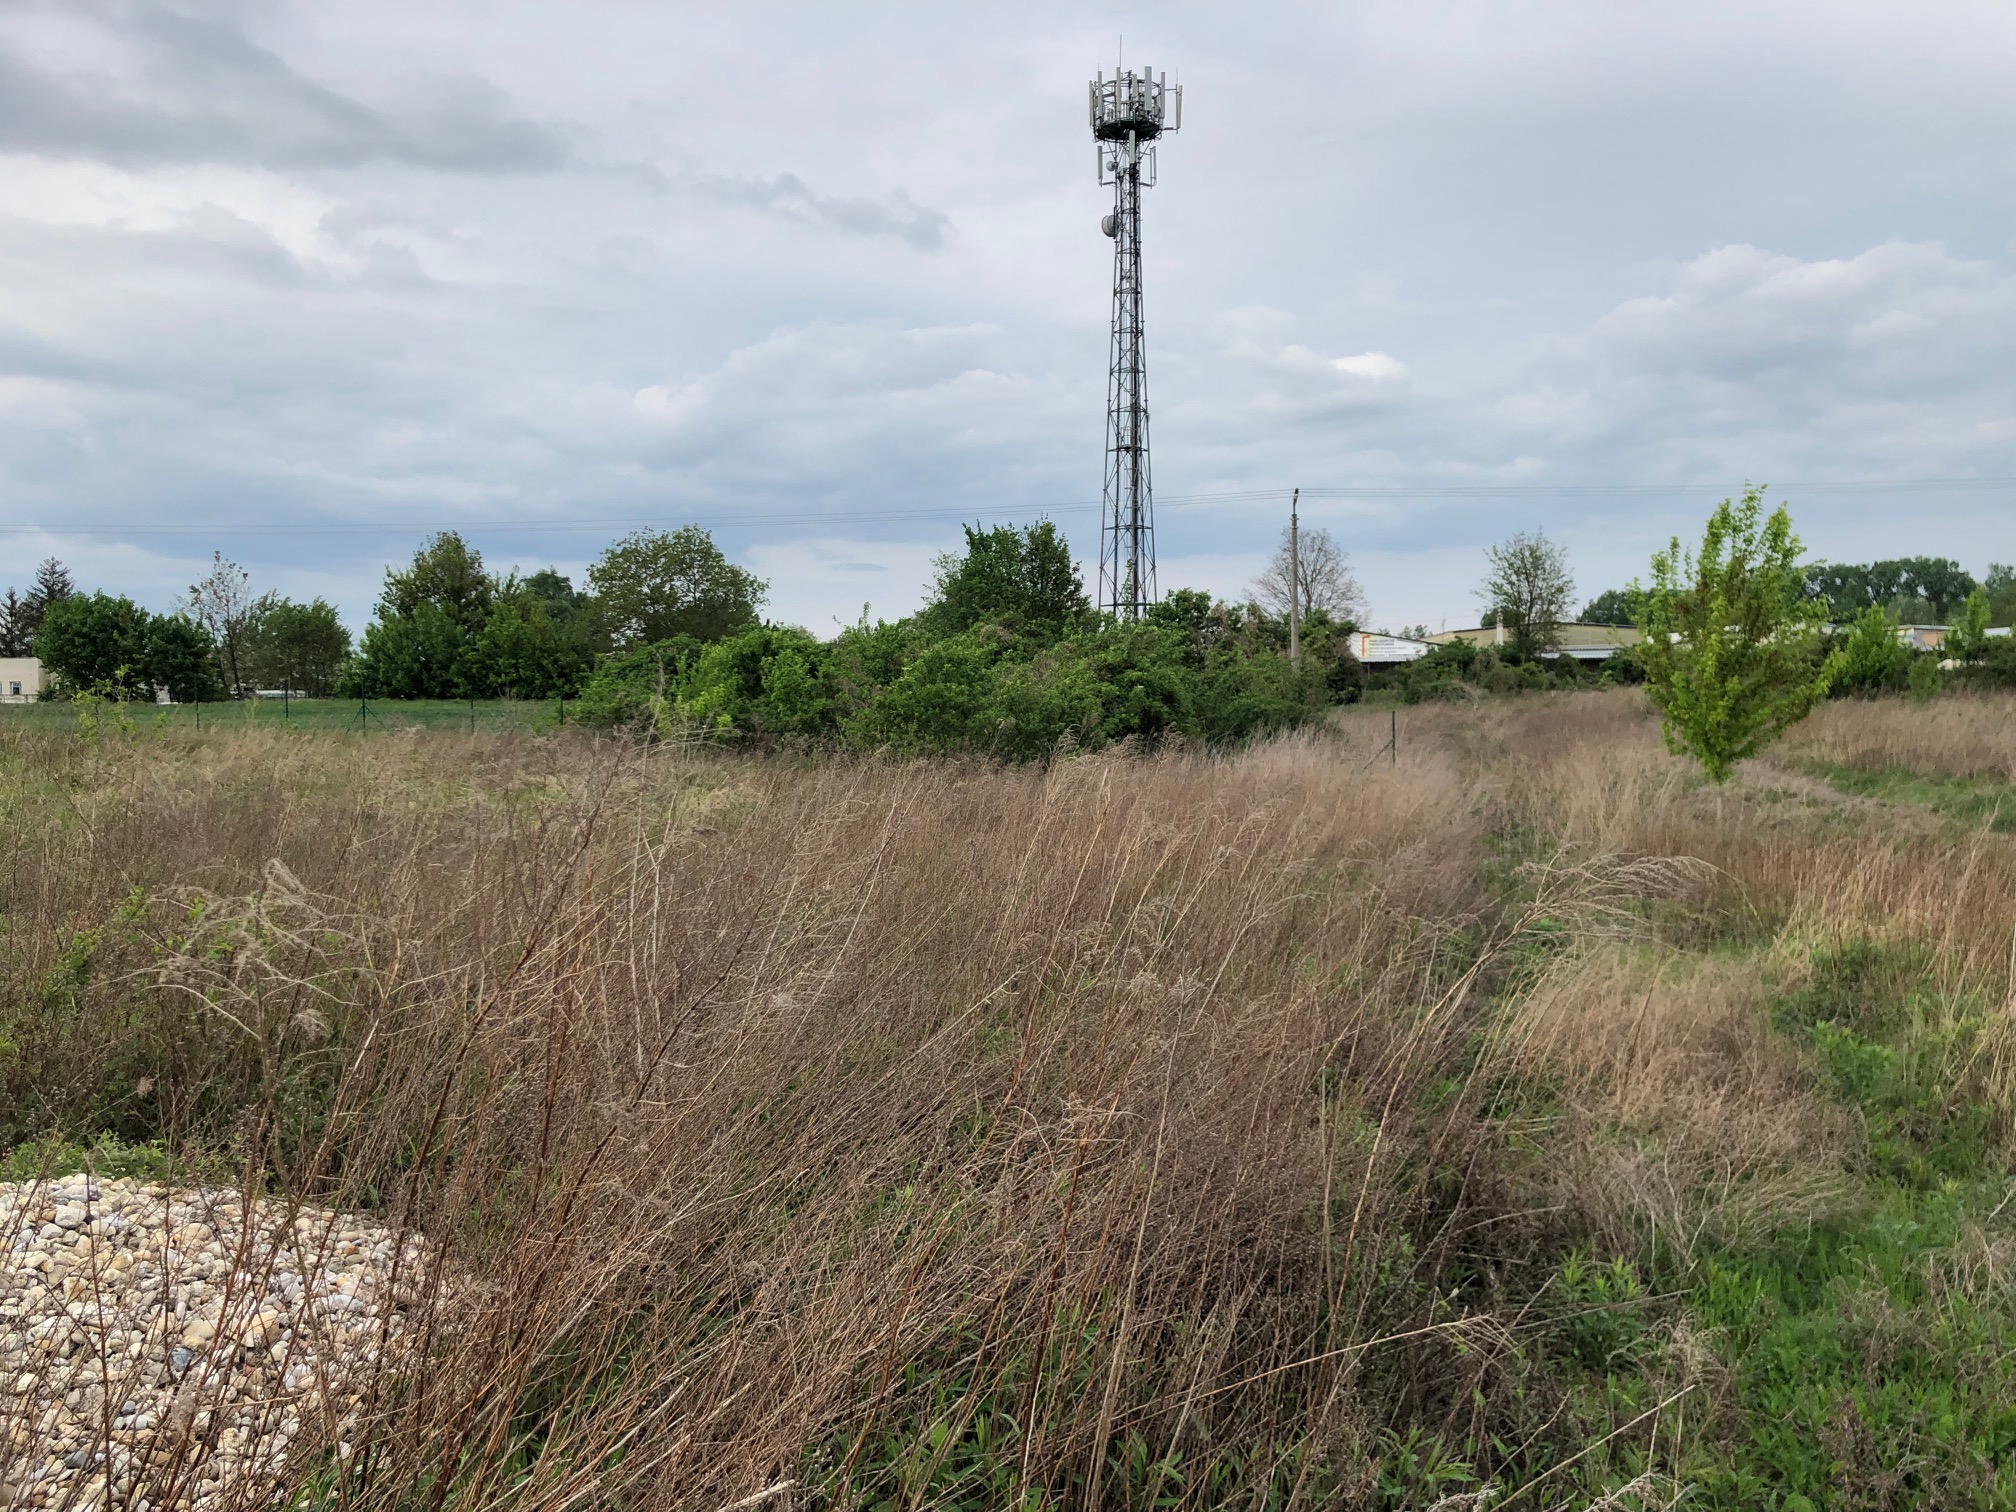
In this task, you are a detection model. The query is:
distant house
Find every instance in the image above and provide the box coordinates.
[1895,625,1947,651]
[1350,632,1435,665]
[1427,623,1641,662]
[0,657,44,703]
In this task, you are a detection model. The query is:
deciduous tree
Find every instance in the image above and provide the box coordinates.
[920,521,1090,643]
[1640,488,1836,782]
[1946,587,1993,664]
[1478,530,1574,660]
[185,552,258,695]
[1252,525,1365,626]
[34,593,154,698]
[244,597,352,696]
[1580,587,1642,627]
[587,527,764,649]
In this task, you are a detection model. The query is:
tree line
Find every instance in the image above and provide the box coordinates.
[12,510,2012,762]
[1580,554,2016,633]
[6,555,351,702]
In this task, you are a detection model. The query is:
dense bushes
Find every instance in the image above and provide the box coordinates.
[1373,640,1640,704]
[565,529,1361,756]
[572,607,1339,756]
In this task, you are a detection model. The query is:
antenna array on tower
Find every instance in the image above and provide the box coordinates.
[1089,66,1181,620]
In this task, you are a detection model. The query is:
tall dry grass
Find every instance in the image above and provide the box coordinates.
[3,725,1576,1509]
[1777,692,2016,781]
[1383,692,2016,986]
[8,690,2016,1509]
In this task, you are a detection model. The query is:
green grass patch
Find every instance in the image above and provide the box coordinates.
[1798,759,2016,833]
[1,1131,233,1185]
[1511,938,2016,1509]
[0,696,572,735]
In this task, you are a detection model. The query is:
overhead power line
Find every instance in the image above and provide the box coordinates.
[2,477,2010,539]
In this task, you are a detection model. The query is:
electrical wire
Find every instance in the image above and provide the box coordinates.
[4,477,2010,538]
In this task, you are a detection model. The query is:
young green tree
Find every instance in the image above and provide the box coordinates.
[1478,529,1574,661]
[587,527,765,649]
[1946,586,1994,664]
[1639,488,1836,782]
[1833,603,1909,695]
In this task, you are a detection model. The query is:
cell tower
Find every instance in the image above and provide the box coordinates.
[1090,64,1181,619]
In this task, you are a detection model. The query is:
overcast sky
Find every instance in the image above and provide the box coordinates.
[3,0,2013,635]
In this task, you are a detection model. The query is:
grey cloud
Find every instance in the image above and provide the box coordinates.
[1537,242,2016,477]
[0,3,572,171]
[679,170,951,249]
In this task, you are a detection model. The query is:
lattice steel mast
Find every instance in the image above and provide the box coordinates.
[1091,65,1181,620]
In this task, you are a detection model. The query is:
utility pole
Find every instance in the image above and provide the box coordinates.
[1288,487,1301,670]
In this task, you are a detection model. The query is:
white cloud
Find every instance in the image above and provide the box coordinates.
[0,0,2010,637]
[1333,352,1406,380]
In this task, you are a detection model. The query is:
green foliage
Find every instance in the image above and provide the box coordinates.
[1985,564,2016,627]
[349,534,494,698]
[566,638,700,729]
[1966,634,2016,689]
[1479,529,1575,660]
[350,536,599,700]
[1640,488,1836,782]
[468,586,593,700]
[1947,587,1994,664]
[678,626,834,736]
[378,531,494,629]
[587,526,766,649]
[34,591,155,697]
[1581,586,1643,626]
[34,592,223,702]
[566,535,1335,757]
[242,596,351,696]
[143,613,226,704]
[1,557,75,656]
[917,521,1091,643]
[570,592,1329,758]
[1806,556,1979,621]
[349,597,478,699]
[1832,604,1910,696]
[0,1132,222,1185]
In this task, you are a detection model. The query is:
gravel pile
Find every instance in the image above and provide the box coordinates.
[1,1175,433,1511]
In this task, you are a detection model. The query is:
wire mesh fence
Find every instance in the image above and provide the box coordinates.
[0,697,572,735]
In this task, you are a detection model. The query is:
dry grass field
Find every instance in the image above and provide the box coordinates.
[5,689,2016,1510]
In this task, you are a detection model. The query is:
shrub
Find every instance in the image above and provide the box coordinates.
[1832,604,1910,696]
[1640,488,1837,781]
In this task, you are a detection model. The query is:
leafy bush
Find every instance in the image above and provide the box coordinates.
[1832,604,1910,696]
[1640,489,1837,780]
[568,548,1338,757]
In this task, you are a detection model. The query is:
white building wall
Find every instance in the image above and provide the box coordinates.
[0,658,43,703]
